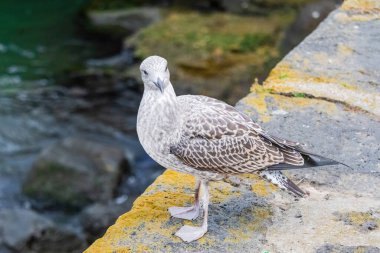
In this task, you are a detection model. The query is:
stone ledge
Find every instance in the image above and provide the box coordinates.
[85,170,278,252]
[257,0,380,116]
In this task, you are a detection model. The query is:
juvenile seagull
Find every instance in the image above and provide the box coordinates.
[137,55,343,242]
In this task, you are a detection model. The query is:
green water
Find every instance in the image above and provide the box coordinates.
[0,0,104,88]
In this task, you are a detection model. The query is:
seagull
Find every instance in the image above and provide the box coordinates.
[137,55,345,242]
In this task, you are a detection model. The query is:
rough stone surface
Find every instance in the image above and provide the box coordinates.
[85,170,276,253]
[316,244,380,253]
[0,208,87,253]
[85,1,380,252]
[262,0,380,115]
[23,137,128,210]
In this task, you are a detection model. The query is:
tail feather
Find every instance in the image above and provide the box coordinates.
[268,153,351,170]
[259,170,306,198]
[261,133,352,170]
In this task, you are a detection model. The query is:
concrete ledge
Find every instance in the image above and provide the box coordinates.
[259,0,380,116]
[85,170,277,252]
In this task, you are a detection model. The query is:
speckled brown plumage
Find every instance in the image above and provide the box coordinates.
[170,95,304,174]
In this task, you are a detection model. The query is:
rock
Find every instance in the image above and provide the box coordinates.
[23,137,128,210]
[0,208,87,253]
[294,210,302,218]
[86,49,134,68]
[85,170,274,253]
[126,10,297,104]
[0,246,12,253]
[262,0,380,115]
[362,221,378,231]
[234,1,380,251]
[316,244,380,253]
[80,200,133,243]
[221,0,314,15]
[282,0,342,52]
[86,7,161,37]
[334,210,380,231]
[62,68,140,98]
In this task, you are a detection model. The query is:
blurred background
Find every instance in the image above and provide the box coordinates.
[0,0,342,252]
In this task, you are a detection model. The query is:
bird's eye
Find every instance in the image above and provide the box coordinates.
[143,70,148,75]
[165,66,168,72]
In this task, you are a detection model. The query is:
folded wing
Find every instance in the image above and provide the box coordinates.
[170,95,304,174]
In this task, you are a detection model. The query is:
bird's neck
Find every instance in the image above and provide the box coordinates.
[142,82,178,112]
[138,82,181,144]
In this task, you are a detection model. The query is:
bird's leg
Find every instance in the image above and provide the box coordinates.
[168,177,201,220]
[175,180,209,242]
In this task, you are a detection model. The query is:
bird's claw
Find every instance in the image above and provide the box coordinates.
[175,225,207,242]
[168,206,200,220]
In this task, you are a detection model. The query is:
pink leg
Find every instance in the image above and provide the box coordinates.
[168,178,201,220]
[175,180,209,242]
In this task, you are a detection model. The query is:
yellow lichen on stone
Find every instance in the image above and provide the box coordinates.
[85,169,278,253]
[263,62,357,90]
[243,86,272,122]
[251,179,278,197]
[145,169,195,193]
[339,0,380,22]
[255,62,379,116]
[346,211,380,228]
[242,81,338,121]
[210,181,242,203]
[85,170,197,253]
[342,0,380,11]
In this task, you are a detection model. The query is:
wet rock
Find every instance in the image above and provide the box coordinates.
[80,199,133,242]
[62,68,140,98]
[86,7,161,37]
[86,49,134,68]
[23,137,129,210]
[0,208,87,253]
[0,246,12,253]
[220,0,314,15]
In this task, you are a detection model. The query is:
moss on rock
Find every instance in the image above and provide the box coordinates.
[125,10,296,103]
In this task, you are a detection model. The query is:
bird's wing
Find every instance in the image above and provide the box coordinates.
[170,95,304,174]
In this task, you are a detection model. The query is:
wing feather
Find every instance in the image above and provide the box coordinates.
[170,95,344,174]
[170,95,288,174]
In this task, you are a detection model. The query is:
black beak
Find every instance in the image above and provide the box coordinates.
[153,78,164,93]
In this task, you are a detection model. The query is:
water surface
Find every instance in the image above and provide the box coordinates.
[0,0,107,89]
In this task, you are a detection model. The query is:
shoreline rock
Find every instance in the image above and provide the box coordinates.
[0,208,87,253]
[23,137,129,210]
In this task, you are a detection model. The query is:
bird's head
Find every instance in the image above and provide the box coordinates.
[140,55,170,93]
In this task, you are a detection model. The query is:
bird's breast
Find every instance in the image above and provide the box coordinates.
[137,108,179,157]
